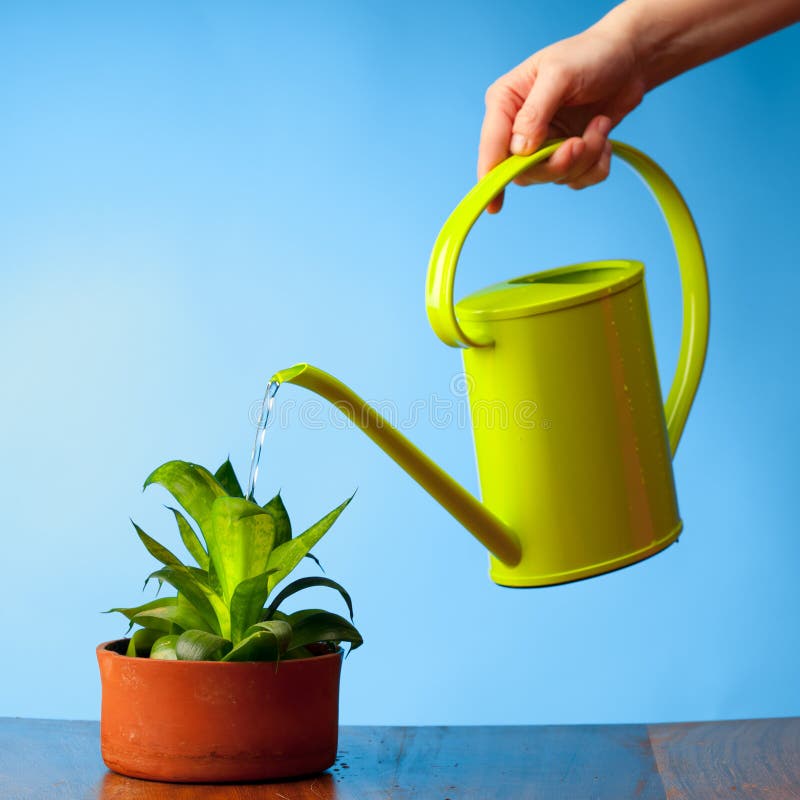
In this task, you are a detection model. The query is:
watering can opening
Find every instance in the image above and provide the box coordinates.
[455,259,644,326]
[510,263,634,285]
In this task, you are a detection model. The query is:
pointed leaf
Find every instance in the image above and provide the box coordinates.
[105,596,179,633]
[214,458,244,498]
[304,552,325,572]
[208,497,275,604]
[146,567,226,637]
[132,522,185,569]
[263,493,291,547]
[133,602,210,634]
[286,609,363,653]
[266,496,351,593]
[263,577,354,622]
[150,634,179,660]
[144,460,227,546]
[176,630,231,661]
[221,620,292,662]
[229,569,280,644]
[168,507,208,569]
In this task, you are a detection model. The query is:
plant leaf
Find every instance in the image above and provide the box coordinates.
[208,497,275,604]
[144,460,227,548]
[105,596,179,633]
[207,559,223,595]
[214,458,244,498]
[286,609,363,653]
[266,495,352,594]
[176,630,231,661]
[133,602,211,634]
[184,566,231,637]
[304,552,325,572]
[150,634,179,660]
[282,645,315,660]
[243,619,293,648]
[145,567,226,637]
[229,569,279,644]
[263,577,354,622]
[263,493,291,547]
[259,608,290,623]
[168,506,209,570]
[132,522,185,569]
[126,627,162,657]
[222,620,292,662]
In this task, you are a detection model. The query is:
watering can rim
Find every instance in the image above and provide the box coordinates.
[455,258,644,324]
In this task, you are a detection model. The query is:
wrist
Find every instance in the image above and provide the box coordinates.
[593,1,679,91]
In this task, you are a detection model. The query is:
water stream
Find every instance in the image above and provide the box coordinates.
[246,380,280,501]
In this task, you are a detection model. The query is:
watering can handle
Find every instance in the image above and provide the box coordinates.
[425,140,710,455]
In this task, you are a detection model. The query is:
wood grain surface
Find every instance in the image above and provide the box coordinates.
[1,717,798,799]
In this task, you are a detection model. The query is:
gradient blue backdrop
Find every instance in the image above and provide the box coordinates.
[2,1,798,724]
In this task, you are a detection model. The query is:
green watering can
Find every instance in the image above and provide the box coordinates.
[273,141,710,587]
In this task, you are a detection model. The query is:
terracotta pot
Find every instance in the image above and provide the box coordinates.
[97,639,343,783]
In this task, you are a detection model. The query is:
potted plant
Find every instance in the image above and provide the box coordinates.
[98,458,362,783]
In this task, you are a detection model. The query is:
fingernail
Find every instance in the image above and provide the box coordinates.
[510,133,532,155]
[597,117,612,136]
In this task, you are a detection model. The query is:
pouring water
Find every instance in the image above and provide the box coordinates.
[246,380,280,501]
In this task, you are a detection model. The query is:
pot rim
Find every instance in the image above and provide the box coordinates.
[97,638,344,666]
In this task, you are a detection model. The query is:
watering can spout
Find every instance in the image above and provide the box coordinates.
[270,363,523,567]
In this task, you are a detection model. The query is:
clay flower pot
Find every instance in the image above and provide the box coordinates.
[97,639,343,783]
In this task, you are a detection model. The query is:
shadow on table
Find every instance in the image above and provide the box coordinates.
[95,769,339,798]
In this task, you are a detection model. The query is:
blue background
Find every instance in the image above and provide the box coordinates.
[2,1,798,724]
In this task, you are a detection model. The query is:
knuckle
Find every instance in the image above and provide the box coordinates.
[514,104,540,128]
[539,57,572,89]
[587,135,606,156]
[517,104,551,132]
[484,83,499,105]
[484,80,511,107]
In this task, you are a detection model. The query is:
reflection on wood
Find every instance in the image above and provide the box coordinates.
[1,717,798,799]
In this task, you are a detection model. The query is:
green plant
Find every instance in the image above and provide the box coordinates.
[107,459,362,662]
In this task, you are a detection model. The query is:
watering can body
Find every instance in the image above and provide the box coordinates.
[275,141,709,587]
[458,260,680,586]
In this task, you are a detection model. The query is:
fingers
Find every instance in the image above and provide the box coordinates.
[479,83,520,213]
[509,67,570,156]
[513,115,612,188]
[513,136,585,186]
[478,61,615,214]
[553,115,611,184]
[566,139,613,190]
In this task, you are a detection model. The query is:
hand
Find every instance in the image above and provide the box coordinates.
[479,23,646,212]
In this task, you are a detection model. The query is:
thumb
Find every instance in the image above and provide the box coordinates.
[510,67,570,155]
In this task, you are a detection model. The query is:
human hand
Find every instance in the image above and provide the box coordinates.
[479,23,646,212]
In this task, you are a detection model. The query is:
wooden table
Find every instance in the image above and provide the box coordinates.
[1,717,799,799]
